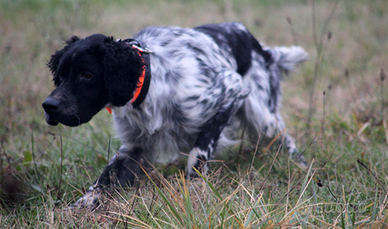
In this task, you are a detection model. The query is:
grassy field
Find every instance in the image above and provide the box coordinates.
[1,0,388,227]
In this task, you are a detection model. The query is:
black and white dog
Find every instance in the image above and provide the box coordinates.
[43,22,307,208]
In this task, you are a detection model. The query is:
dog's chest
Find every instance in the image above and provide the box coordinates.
[112,105,198,154]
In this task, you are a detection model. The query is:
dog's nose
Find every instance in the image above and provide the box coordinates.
[42,98,60,114]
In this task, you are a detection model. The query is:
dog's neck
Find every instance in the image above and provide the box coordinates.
[106,39,152,114]
[128,44,152,108]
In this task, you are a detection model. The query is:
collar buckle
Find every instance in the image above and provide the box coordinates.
[131,44,153,54]
[116,38,153,54]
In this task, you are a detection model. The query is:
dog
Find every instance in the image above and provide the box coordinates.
[43,22,308,208]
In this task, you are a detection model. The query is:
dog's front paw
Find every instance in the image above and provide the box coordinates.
[67,188,103,211]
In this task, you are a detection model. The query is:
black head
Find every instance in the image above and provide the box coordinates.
[42,34,144,126]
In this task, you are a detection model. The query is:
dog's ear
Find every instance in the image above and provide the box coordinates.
[102,38,144,107]
[47,36,80,86]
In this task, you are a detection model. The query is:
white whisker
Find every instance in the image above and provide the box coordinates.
[75,114,81,126]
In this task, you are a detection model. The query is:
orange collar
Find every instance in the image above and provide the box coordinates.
[129,49,146,105]
[106,40,152,114]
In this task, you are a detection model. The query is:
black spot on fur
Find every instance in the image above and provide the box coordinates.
[195,22,271,76]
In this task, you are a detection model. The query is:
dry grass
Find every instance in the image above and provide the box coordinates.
[0,0,387,228]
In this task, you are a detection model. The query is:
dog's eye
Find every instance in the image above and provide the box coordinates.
[80,72,93,80]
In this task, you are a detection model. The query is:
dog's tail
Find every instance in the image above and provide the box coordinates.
[267,46,308,72]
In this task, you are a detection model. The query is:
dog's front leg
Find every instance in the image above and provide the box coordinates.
[74,147,146,209]
[186,70,247,179]
[186,108,233,179]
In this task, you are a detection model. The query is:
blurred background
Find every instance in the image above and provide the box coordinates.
[0,0,387,226]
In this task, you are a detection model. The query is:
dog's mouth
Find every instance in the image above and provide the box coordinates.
[44,112,81,127]
[45,113,59,126]
[47,119,59,126]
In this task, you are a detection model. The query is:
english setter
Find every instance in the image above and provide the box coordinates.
[43,22,308,208]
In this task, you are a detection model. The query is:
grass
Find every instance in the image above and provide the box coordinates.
[1,0,388,227]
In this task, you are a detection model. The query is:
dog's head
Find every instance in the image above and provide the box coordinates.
[42,34,144,126]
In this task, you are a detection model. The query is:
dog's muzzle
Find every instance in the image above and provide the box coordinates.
[42,97,60,126]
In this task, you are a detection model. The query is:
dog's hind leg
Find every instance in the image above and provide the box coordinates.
[243,87,307,168]
[275,113,308,167]
[186,70,246,179]
[241,46,308,168]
